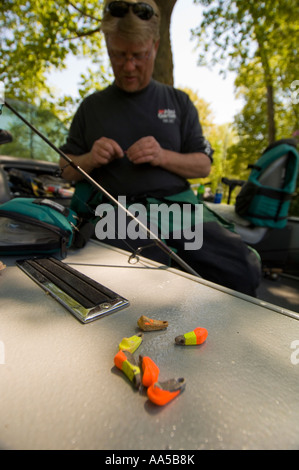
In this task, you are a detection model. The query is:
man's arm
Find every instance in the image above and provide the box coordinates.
[60,137,124,181]
[60,152,95,182]
[126,136,212,179]
[156,149,211,179]
[61,135,211,181]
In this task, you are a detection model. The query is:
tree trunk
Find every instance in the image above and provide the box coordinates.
[266,84,276,144]
[257,41,276,144]
[153,0,177,86]
[254,30,276,144]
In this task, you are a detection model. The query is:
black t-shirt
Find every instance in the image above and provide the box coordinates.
[60,80,213,199]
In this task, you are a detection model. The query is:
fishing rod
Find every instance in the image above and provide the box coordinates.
[2,99,200,278]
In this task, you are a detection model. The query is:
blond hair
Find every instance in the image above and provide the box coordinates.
[101,0,161,43]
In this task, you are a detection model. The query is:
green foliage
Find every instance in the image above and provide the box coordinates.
[0,0,115,159]
[0,99,68,162]
[183,87,238,196]
[0,0,108,109]
[192,0,299,142]
[192,0,299,211]
[1,0,298,214]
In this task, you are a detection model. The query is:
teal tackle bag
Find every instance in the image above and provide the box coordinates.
[0,198,79,258]
[235,139,299,228]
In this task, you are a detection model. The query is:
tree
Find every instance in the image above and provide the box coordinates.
[182,87,238,195]
[0,0,181,158]
[0,0,178,110]
[229,56,298,168]
[0,0,106,106]
[192,0,299,144]
[153,0,177,85]
[0,99,68,161]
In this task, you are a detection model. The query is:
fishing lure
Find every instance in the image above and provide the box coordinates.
[114,350,141,389]
[137,315,168,331]
[139,355,160,388]
[0,261,6,271]
[175,327,208,346]
[118,332,143,354]
[147,378,186,406]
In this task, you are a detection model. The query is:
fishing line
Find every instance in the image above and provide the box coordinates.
[70,182,167,265]
[2,99,200,277]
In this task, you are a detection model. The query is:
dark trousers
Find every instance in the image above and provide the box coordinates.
[94,208,261,297]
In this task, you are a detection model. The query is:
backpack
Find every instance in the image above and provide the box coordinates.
[0,198,79,258]
[235,139,299,228]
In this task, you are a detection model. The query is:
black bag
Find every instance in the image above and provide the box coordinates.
[0,198,79,258]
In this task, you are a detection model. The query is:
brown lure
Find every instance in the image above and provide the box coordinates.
[137,315,168,332]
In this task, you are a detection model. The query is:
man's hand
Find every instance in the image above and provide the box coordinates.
[126,137,163,166]
[60,137,124,181]
[61,136,211,182]
[126,136,211,179]
[90,137,124,167]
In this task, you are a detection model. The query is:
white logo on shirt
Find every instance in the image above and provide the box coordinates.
[158,109,176,123]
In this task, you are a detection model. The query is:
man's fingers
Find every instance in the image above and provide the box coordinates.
[92,137,124,165]
[127,137,160,164]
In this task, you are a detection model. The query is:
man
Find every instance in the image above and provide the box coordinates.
[60,0,261,296]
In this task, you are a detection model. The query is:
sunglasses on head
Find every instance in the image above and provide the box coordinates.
[105,1,158,21]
